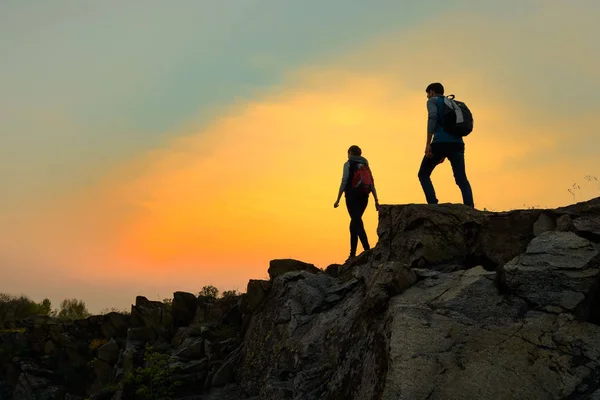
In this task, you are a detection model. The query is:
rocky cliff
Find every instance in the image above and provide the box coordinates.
[1,197,600,400]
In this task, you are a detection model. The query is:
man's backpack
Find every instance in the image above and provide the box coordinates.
[351,163,374,195]
[439,94,474,137]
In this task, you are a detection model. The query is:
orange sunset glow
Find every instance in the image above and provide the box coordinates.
[1,1,599,312]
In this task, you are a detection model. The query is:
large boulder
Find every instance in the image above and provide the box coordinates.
[499,231,600,316]
[243,280,271,313]
[267,259,321,279]
[172,291,198,328]
[383,265,600,400]
[128,296,171,344]
[100,311,129,339]
[376,203,540,271]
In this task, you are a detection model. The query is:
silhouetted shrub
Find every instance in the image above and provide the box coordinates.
[56,298,90,320]
[222,289,239,298]
[198,285,219,302]
[0,293,53,324]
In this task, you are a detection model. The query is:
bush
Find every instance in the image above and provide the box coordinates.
[162,298,172,312]
[198,285,219,302]
[221,289,239,298]
[56,298,90,320]
[124,345,179,400]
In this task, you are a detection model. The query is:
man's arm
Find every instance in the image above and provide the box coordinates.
[425,97,438,151]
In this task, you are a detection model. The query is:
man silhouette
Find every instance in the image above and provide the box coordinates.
[418,82,474,208]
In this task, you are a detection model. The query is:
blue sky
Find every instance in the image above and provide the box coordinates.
[1,0,473,203]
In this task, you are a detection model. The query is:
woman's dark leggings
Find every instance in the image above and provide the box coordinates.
[345,193,370,256]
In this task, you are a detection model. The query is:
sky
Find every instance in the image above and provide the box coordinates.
[1,0,599,313]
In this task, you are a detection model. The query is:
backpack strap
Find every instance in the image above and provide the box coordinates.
[437,95,445,126]
[346,160,357,191]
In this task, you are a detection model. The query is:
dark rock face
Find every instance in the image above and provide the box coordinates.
[237,271,376,399]
[375,203,539,271]
[1,197,599,399]
[0,313,130,400]
[235,197,600,400]
[383,266,600,399]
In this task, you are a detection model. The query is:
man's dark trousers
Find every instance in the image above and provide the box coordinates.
[418,142,474,207]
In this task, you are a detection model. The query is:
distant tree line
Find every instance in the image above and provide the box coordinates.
[198,285,239,301]
[0,293,90,324]
[0,285,242,324]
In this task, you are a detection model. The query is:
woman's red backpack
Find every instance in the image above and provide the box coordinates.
[351,163,374,195]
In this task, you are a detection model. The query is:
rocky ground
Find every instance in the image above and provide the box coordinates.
[1,197,599,399]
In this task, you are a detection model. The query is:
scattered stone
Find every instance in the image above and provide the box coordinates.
[556,213,576,232]
[533,211,556,236]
